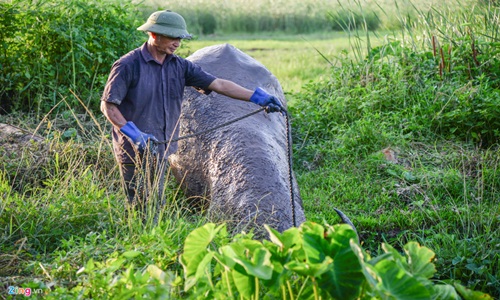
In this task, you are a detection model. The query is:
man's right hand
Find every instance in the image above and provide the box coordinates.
[120,121,158,152]
[250,87,285,114]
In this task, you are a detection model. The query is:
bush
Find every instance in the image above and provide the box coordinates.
[0,0,144,115]
[291,30,500,156]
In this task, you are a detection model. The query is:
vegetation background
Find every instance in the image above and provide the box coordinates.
[0,0,499,298]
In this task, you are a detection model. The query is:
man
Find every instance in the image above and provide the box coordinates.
[101,10,283,210]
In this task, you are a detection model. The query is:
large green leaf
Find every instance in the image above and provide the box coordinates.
[285,256,333,277]
[219,245,238,269]
[322,250,364,299]
[265,224,285,249]
[432,284,461,300]
[375,259,431,300]
[195,252,215,281]
[325,224,358,254]
[264,224,301,252]
[301,222,330,264]
[404,242,437,279]
[382,242,437,289]
[282,226,302,251]
[232,269,255,299]
[300,221,326,237]
[454,282,493,300]
[181,223,224,272]
[320,228,364,300]
[180,223,225,290]
[232,247,273,280]
[351,242,380,289]
[382,243,406,264]
[302,231,327,263]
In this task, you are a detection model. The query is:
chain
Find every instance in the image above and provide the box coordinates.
[284,111,297,227]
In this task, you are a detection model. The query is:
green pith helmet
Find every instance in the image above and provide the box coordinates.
[137,10,192,39]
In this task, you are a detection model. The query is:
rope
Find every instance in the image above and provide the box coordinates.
[153,106,297,227]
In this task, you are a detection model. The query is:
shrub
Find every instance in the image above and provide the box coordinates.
[0,0,144,115]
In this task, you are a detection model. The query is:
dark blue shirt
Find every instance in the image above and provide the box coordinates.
[101,43,216,163]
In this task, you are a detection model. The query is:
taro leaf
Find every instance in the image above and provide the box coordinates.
[404,242,437,280]
[285,256,333,277]
[219,245,238,269]
[432,284,461,300]
[301,222,326,238]
[351,242,380,289]
[180,223,225,290]
[382,243,405,262]
[282,226,302,251]
[326,224,358,255]
[195,252,215,282]
[232,269,255,299]
[322,249,364,300]
[265,224,284,249]
[301,222,330,263]
[240,239,266,253]
[454,282,493,300]
[375,259,431,300]
[232,247,273,280]
[368,252,393,266]
[319,227,364,300]
[181,223,224,274]
[354,242,435,300]
[381,243,410,273]
[302,231,327,263]
[228,243,272,300]
[265,224,301,251]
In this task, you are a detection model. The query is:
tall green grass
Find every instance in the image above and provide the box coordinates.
[290,0,500,296]
[141,0,477,35]
[0,103,207,297]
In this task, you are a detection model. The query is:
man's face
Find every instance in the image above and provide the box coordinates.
[153,34,181,55]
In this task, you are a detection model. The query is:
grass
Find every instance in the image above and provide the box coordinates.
[2,29,499,296]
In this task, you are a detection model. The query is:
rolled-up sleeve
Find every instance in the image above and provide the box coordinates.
[185,60,216,94]
[101,60,132,105]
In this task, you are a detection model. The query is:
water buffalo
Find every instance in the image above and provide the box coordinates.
[168,43,306,234]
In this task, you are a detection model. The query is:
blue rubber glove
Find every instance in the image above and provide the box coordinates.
[250,87,284,113]
[120,121,158,152]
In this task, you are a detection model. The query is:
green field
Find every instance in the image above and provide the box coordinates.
[184,32,376,94]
